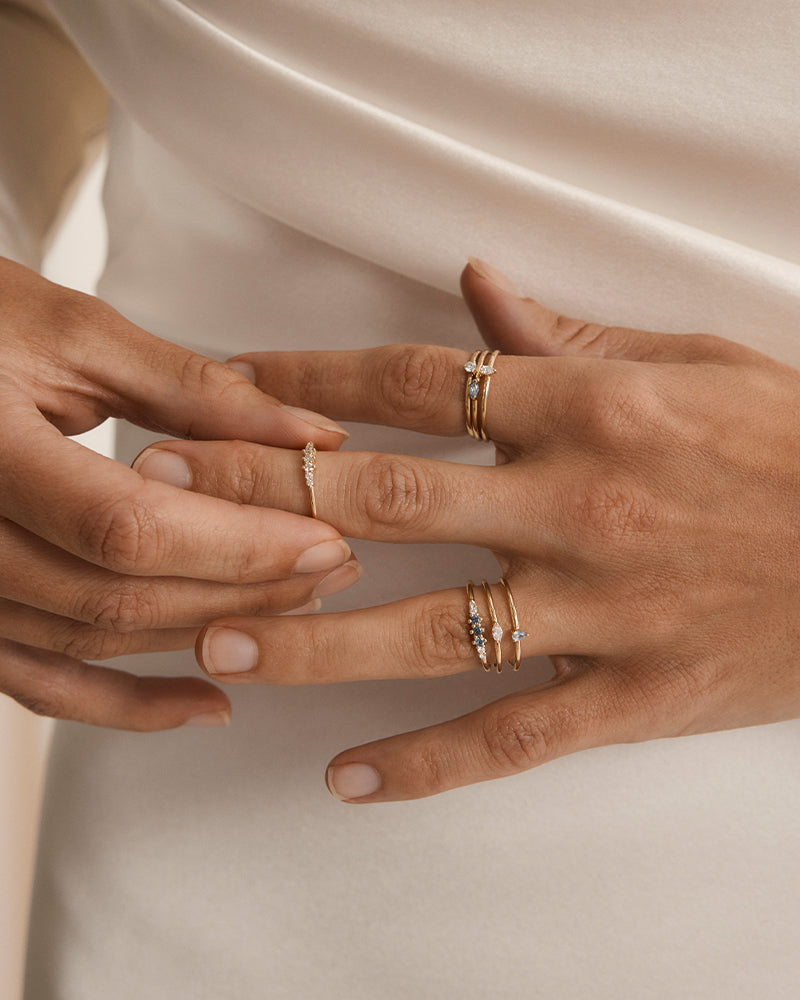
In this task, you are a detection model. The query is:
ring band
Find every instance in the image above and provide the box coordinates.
[466,581,489,669]
[499,577,527,671]
[464,350,499,440]
[481,580,504,673]
[302,442,318,519]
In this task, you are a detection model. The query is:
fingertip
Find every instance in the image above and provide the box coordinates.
[465,257,521,295]
[325,761,383,803]
[132,447,192,489]
[184,708,231,727]
[227,360,256,383]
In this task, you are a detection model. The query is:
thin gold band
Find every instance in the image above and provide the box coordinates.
[481,580,503,673]
[302,442,318,519]
[499,577,526,671]
[477,350,500,441]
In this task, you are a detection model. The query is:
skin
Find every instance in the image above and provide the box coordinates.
[133,260,800,801]
[0,256,361,731]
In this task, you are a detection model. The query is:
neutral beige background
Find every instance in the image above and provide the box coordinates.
[0,154,108,1000]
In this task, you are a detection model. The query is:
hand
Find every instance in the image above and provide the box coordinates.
[134,260,800,794]
[0,257,359,730]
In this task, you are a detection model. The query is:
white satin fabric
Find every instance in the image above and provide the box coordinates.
[24,2,800,997]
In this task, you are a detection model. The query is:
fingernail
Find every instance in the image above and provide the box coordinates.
[227,360,256,383]
[133,449,192,489]
[293,539,351,575]
[281,405,349,439]
[280,598,322,616]
[326,763,382,802]
[312,559,362,599]
[202,628,259,675]
[467,257,520,295]
[184,709,231,727]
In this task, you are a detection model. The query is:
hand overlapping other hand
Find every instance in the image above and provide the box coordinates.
[0,257,357,730]
[133,259,800,799]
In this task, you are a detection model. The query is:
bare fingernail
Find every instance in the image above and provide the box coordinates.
[467,257,520,295]
[280,598,322,616]
[184,709,231,728]
[202,628,259,675]
[133,449,192,489]
[326,763,382,802]
[293,539,351,575]
[281,405,349,439]
[312,559,362,599]
[227,360,256,383]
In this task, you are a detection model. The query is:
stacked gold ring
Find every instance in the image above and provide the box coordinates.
[465,578,528,673]
[464,350,500,440]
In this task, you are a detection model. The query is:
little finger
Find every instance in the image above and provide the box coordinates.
[322,670,630,802]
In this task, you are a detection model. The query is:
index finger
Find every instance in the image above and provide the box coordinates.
[0,392,350,582]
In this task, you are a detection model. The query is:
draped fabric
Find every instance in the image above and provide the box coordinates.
[20,2,800,997]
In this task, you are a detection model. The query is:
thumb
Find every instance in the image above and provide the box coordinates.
[461,258,748,364]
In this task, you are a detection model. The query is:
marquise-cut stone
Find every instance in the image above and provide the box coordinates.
[491,624,503,641]
[479,365,496,375]
[468,380,480,399]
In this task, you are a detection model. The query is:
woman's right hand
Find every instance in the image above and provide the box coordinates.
[0,257,359,730]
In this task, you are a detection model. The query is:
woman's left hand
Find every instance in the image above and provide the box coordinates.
[134,261,800,801]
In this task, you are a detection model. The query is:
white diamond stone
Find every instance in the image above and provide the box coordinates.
[464,361,477,373]
[491,624,503,642]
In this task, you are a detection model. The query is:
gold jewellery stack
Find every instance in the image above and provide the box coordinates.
[466,578,528,673]
[464,349,499,440]
[299,351,529,676]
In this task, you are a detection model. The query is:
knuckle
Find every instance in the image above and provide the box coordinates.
[554,316,609,353]
[228,444,267,504]
[78,580,157,633]
[567,480,658,543]
[359,455,439,533]
[12,691,65,720]
[578,370,662,448]
[480,708,561,773]
[413,602,473,674]
[77,495,161,575]
[410,738,450,797]
[59,624,126,661]
[377,345,451,427]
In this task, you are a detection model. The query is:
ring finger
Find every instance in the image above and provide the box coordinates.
[133,442,563,552]
[194,578,611,685]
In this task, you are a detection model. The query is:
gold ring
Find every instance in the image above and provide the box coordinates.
[302,442,318,519]
[499,577,527,671]
[464,350,499,440]
[466,581,489,669]
[481,580,504,673]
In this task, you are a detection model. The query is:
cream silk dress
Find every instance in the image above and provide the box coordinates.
[5,1,800,997]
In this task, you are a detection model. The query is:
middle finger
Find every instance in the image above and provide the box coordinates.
[134,442,562,552]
